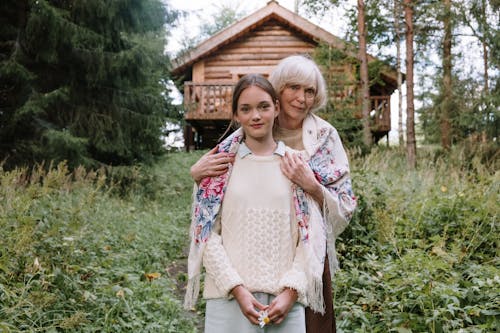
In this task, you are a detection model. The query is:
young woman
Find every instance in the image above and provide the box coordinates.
[190,55,357,333]
[184,74,326,333]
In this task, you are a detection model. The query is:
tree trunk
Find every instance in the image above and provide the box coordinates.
[481,0,489,93]
[441,0,452,150]
[394,0,404,147]
[404,0,416,168]
[357,0,372,147]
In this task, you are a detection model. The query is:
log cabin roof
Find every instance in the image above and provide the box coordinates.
[171,0,400,87]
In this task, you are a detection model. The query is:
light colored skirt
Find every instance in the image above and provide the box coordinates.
[204,292,305,333]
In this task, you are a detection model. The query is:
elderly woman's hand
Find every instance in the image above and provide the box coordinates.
[280,151,324,204]
[190,146,235,184]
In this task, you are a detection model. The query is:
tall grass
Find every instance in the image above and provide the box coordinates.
[0,146,498,332]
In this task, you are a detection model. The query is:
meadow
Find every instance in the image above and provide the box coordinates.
[0,146,498,332]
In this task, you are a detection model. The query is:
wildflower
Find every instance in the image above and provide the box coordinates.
[116,289,125,298]
[144,272,161,282]
[33,257,42,272]
[258,310,271,328]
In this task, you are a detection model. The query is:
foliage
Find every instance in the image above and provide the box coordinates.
[313,44,364,149]
[303,0,395,60]
[0,0,179,169]
[418,74,500,145]
[412,0,499,145]
[335,145,499,332]
[302,0,499,148]
[457,0,499,71]
[174,3,246,58]
[313,44,391,152]
[1,146,498,332]
[0,152,205,332]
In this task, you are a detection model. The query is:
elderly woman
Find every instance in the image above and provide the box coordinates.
[190,55,357,333]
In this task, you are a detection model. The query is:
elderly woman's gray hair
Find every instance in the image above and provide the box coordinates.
[269,54,327,113]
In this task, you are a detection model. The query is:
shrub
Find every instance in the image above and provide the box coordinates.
[334,146,499,333]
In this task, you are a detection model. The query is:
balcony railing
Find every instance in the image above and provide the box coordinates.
[184,82,233,120]
[184,82,391,133]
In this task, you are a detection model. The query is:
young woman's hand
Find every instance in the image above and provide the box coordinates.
[280,151,324,204]
[266,288,298,325]
[231,285,268,325]
[190,146,235,183]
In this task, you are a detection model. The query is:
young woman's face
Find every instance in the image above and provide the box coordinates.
[235,85,279,141]
[279,84,316,123]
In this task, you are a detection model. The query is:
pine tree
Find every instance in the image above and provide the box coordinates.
[0,0,178,169]
[357,0,371,147]
[404,0,417,168]
[441,0,453,150]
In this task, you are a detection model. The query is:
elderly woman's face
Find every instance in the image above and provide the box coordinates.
[279,84,316,122]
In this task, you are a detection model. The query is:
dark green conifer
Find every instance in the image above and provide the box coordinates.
[0,0,178,168]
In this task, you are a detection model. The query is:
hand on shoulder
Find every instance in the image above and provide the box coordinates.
[190,145,235,183]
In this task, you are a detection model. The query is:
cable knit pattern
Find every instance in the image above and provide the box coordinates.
[203,232,244,296]
[202,151,308,304]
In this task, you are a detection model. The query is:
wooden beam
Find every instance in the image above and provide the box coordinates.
[193,62,204,82]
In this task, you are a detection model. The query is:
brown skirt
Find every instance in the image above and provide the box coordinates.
[305,255,336,333]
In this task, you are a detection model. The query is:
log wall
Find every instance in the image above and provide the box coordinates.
[199,20,317,82]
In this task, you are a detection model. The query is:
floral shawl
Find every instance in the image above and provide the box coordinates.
[185,120,357,312]
[301,114,357,275]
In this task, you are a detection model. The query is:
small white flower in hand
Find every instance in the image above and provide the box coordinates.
[258,310,271,328]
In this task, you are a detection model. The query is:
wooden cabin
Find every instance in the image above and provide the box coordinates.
[172,0,400,150]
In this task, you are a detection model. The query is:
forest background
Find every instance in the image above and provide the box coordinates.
[0,0,498,332]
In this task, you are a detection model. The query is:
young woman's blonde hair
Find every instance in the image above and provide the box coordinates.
[269,54,327,113]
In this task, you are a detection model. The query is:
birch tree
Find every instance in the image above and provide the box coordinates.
[394,0,405,146]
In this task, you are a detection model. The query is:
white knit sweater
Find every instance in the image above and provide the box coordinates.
[202,145,309,304]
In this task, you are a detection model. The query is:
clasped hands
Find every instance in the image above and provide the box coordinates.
[231,285,298,326]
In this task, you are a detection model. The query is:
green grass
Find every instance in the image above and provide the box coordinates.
[0,146,498,332]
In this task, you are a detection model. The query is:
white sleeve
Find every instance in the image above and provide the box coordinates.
[202,217,244,297]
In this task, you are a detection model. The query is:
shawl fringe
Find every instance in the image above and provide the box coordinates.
[183,275,200,310]
[322,186,340,276]
[303,195,327,314]
[184,183,204,310]
[307,275,325,314]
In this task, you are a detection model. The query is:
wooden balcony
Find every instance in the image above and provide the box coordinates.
[183,82,391,134]
[184,82,233,120]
